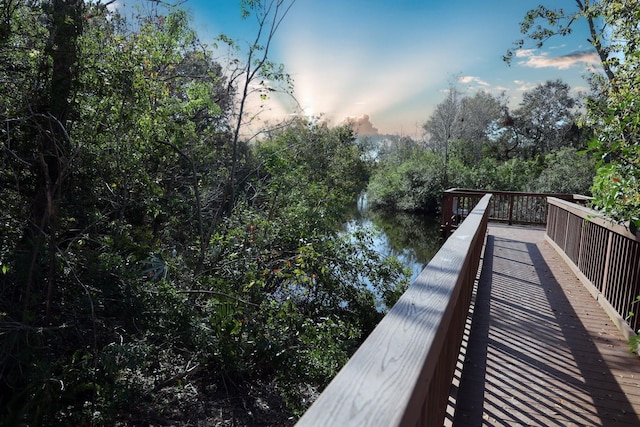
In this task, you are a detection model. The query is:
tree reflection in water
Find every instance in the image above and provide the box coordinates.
[345,193,442,285]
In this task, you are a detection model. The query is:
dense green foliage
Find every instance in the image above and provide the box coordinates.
[584,1,640,233]
[367,84,596,213]
[0,1,408,424]
[367,145,445,213]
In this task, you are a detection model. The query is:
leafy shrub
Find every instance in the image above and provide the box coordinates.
[367,150,444,213]
[527,148,595,195]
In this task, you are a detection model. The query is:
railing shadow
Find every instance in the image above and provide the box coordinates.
[452,231,639,426]
[447,235,493,425]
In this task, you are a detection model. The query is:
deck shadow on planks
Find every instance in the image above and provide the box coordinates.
[446,235,493,425]
[451,232,640,426]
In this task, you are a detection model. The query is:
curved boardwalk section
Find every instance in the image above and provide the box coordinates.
[452,224,640,426]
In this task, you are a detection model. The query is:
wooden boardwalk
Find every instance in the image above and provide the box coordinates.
[448,224,640,427]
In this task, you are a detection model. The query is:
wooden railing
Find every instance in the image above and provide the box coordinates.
[440,188,589,237]
[296,195,492,427]
[546,197,640,340]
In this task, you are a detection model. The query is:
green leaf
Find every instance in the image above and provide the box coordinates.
[141,253,168,281]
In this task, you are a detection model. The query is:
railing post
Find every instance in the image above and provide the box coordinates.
[440,191,454,238]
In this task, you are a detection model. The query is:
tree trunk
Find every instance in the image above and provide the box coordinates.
[23,0,82,321]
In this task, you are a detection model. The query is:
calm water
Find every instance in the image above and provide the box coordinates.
[344,194,442,284]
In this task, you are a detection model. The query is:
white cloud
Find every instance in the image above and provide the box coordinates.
[516,49,601,70]
[514,81,536,92]
[515,49,536,58]
[458,76,490,86]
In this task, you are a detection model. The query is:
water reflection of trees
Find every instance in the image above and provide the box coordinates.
[370,211,442,272]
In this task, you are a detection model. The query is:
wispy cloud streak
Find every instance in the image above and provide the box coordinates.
[516,49,601,70]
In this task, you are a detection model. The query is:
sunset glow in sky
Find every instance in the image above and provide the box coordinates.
[170,0,600,136]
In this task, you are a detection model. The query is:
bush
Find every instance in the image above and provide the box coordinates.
[527,148,595,195]
[367,150,444,213]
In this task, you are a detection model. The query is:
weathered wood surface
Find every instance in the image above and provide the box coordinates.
[451,225,640,427]
[295,195,491,427]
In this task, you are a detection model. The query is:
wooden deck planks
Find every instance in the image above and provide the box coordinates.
[449,224,640,427]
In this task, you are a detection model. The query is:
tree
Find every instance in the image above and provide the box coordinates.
[1,1,414,422]
[504,0,614,82]
[423,86,463,154]
[454,91,504,165]
[510,80,581,157]
[367,149,446,213]
[3,0,84,321]
[0,3,237,422]
[422,86,464,187]
[584,1,640,232]
[527,147,596,194]
[219,0,297,215]
[508,1,640,231]
[377,135,425,163]
[423,88,507,180]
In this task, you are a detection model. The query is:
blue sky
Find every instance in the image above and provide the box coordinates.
[168,1,600,136]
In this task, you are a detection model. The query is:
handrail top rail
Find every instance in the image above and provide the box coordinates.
[444,188,591,200]
[547,197,639,242]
